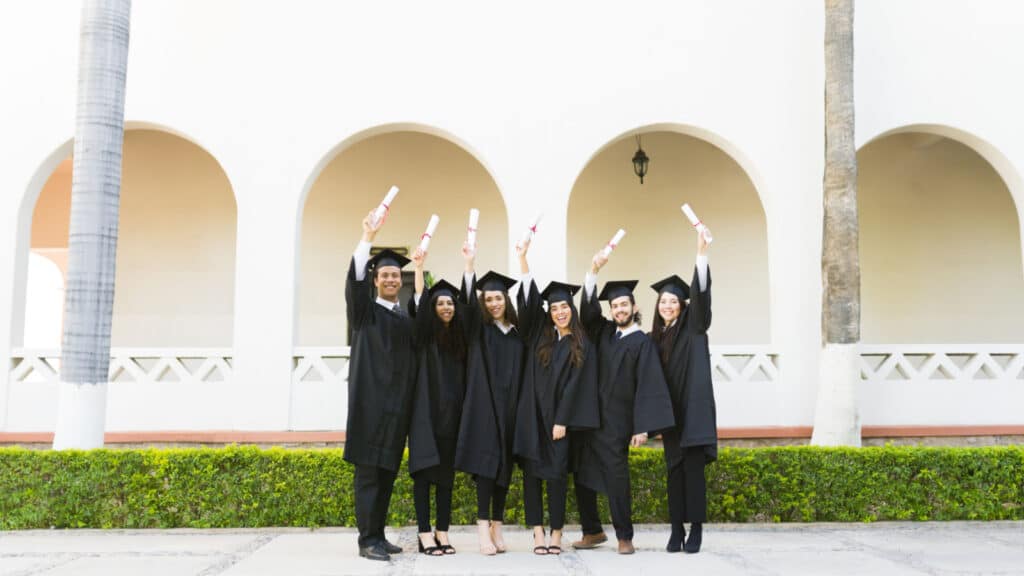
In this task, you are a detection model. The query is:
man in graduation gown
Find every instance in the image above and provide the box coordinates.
[572,253,675,554]
[344,211,417,561]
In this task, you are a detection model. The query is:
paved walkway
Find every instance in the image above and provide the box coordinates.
[1,523,1022,575]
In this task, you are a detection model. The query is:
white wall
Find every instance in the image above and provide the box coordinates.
[2,1,1022,432]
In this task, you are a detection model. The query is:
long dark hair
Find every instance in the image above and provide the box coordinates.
[650,296,686,365]
[478,289,520,327]
[537,302,586,369]
[433,294,467,361]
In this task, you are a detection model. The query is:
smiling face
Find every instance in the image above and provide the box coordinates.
[658,291,682,324]
[434,295,455,326]
[483,290,506,321]
[549,300,573,331]
[609,295,635,328]
[374,266,402,301]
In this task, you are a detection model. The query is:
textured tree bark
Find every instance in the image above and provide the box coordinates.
[53,0,132,450]
[812,0,861,447]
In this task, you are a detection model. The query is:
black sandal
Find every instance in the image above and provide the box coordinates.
[533,545,550,555]
[547,545,562,555]
[418,536,443,556]
[435,532,456,555]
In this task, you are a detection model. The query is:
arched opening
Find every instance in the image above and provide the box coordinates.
[22,128,238,348]
[297,127,508,345]
[858,128,1024,343]
[568,128,770,344]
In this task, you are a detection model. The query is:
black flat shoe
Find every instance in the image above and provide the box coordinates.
[382,539,402,554]
[666,526,685,553]
[684,522,703,554]
[359,544,390,562]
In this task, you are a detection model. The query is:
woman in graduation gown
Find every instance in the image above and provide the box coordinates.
[513,238,599,555]
[649,227,716,554]
[455,242,525,555]
[406,247,469,556]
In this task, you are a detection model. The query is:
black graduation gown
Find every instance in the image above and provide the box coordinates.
[406,292,468,486]
[343,259,418,472]
[574,289,675,498]
[454,277,525,488]
[654,266,718,468]
[513,280,600,481]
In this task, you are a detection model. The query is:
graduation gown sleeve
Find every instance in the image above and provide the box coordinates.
[631,336,676,435]
[406,295,441,476]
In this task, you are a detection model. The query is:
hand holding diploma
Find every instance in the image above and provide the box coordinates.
[518,212,543,249]
[681,203,713,244]
[371,186,400,226]
[418,214,440,252]
[600,228,626,258]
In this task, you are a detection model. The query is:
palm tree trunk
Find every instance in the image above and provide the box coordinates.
[52,0,132,450]
[811,0,861,446]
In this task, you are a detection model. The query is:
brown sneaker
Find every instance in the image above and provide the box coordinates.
[572,532,608,549]
[617,539,636,555]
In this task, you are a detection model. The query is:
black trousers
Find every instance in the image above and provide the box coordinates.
[354,464,398,548]
[667,447,707,525]
[523,474,567,530]
[475,476,509,522]
[414,479,453,533]
[575,481,634,541]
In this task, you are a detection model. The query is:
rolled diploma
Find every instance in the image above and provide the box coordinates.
[601,229,627,257]
[418,214,440,252]
[681,203,713,243]
[372,186,400,224]
[519,212,543,244]
[467,208,480,248]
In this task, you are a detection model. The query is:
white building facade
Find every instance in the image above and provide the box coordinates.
[1,0,1022,441]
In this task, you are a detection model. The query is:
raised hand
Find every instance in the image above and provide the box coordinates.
[412,247,427,269]
[591,251,609,274]
[697,225,711,256]
[362,210,384,242]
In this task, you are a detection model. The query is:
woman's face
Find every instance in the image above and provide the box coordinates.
[435,295,455,325]
[549,300,573,331]
[484,291,506,321]
[658,292,682,324]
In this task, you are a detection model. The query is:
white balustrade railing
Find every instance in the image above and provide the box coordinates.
[9,348,234,384]
[709,346,779,383]
[291,346,778,385]
[859,345,1024,383]
[292,346,350,386]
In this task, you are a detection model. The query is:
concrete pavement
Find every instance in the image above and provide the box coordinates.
[1,522,1022,575]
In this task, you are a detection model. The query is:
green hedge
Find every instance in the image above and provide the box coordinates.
[1,446,1021,529]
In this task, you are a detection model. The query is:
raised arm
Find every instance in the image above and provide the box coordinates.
[458,241,480,339]
[346,210,384,329]
[581,251,612,341]
[515,237,544,341]
[409,247,434,347]
[686,226,712,334]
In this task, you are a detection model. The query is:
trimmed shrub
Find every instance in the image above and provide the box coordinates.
[0,445,1021,529]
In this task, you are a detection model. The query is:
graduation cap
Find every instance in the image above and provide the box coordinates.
[541,281,581,305]
[598,280,639,302]
[477,270,518,292]
[650,275,690,300]
[428,279,459,300]
[368,248,410,271]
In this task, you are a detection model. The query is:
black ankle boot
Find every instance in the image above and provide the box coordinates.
[683,522,702,553]
[666,524,685,552]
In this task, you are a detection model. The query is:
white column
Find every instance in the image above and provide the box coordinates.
[767,174,824,429]
[230,176,298,431]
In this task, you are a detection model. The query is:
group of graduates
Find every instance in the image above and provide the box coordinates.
[344,206,717,562]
